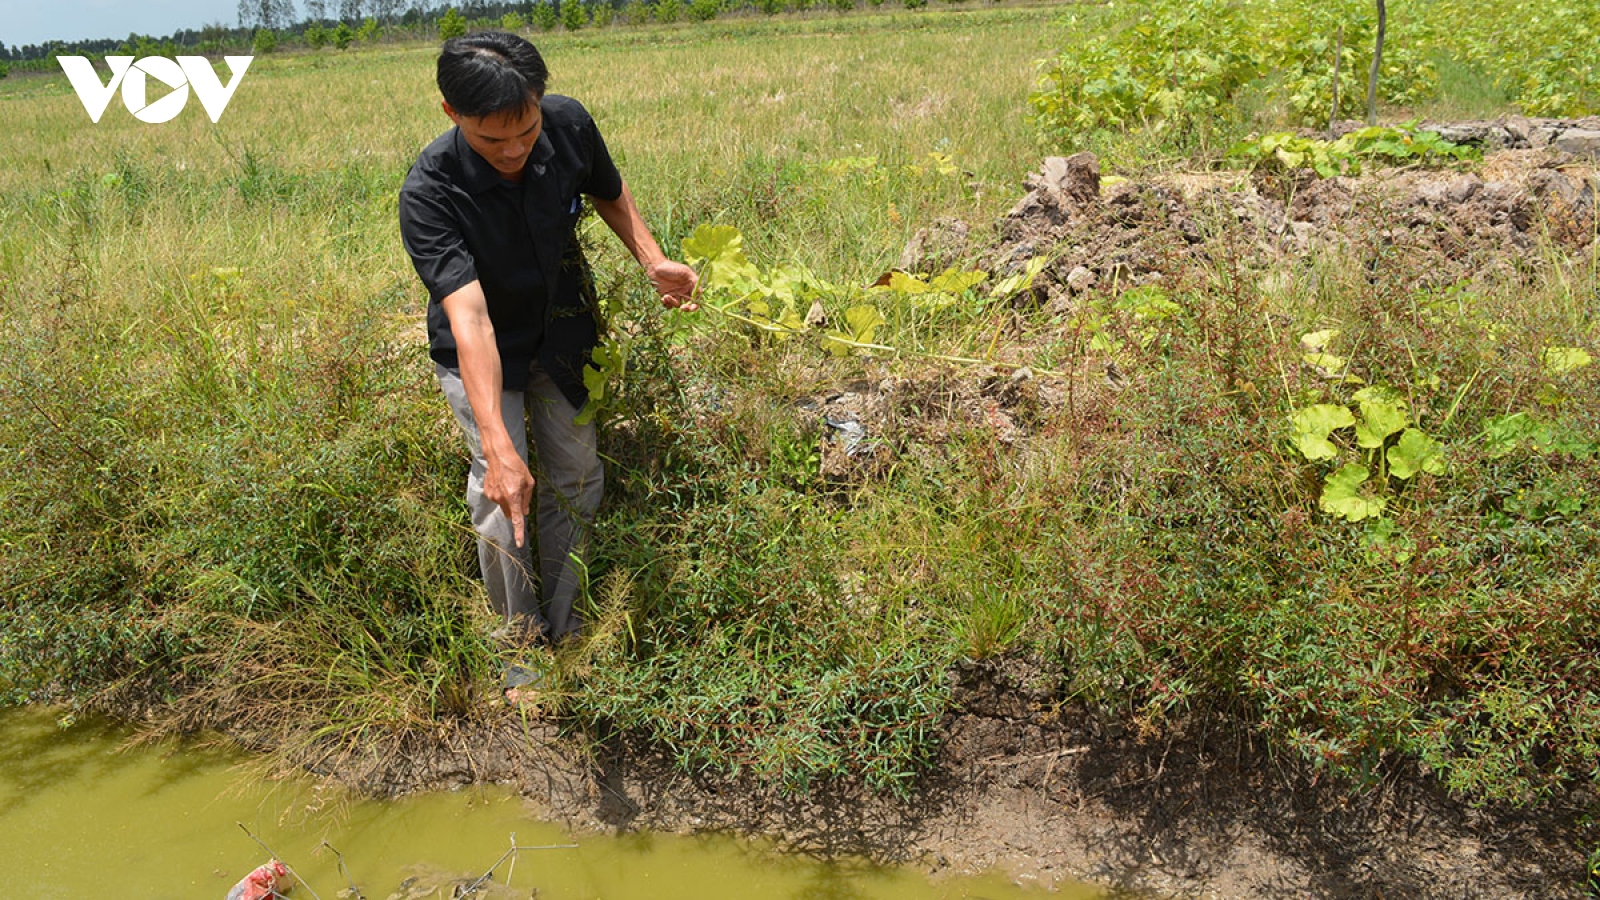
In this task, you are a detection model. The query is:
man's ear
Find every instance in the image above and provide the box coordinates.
[441,100,461,124]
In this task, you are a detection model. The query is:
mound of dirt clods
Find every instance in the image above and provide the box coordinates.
[974,132,1598,309]
[794,126,1599,485]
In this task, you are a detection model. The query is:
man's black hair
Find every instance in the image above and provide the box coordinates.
[437,31,549,118]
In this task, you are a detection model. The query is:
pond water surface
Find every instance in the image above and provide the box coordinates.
[0,707,1101,899]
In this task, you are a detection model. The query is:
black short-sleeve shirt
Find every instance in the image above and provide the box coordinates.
[399,94,623,408]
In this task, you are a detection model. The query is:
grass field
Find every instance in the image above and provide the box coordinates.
[2,0,1598,844]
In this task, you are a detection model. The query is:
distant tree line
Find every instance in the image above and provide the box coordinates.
[1,0,971,71]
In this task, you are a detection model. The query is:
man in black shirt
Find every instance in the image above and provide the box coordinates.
[399,32,696,653]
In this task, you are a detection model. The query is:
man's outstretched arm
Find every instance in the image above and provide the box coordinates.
[440,280,534,547]
[590,180,699,310]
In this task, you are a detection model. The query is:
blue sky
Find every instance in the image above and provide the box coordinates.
[4,0,240,49]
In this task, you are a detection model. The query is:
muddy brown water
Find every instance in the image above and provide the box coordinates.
[0,706,1102,899]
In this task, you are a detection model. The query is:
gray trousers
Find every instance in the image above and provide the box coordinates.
[437,363,603,641]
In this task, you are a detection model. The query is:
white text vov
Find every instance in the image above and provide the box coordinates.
[58,56,253,124]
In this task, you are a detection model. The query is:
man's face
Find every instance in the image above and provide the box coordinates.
[444,98,543,181]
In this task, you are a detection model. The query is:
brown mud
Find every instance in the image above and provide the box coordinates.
[302,130,1597,898]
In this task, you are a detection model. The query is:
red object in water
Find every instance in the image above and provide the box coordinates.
[226,859,291,900]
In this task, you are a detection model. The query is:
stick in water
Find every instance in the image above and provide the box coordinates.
[236,822,324,900]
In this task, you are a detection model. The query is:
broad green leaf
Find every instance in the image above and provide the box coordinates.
[681,223,741,264]
[681,224,760,291]
[928,268,989,294]
[1541,346,1593,375]
[765,264,806,306]
[746,297,804,339]
[775,306,805,335]
[1302,351,1348,376]
[1117,285,1180,320]
[1387,428,1447,479]
[821,305,886,357]
[1481,412,1540,456]
[845,305,885,343]
[1355,398,1408,448]
[1299,329,1339,350]
[576,341,625,426]
[888,271,931,294]
[1321,463,1386,521]
[1088,331,1122,355]
[1290,403,1355,461]
[990,257,1048,301]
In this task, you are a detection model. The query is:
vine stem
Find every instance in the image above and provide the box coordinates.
[698,300,1072,378]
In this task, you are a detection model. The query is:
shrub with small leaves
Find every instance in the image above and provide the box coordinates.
[532,1,559,30]
[561,0,588,29]
[332,21,354,49]
[438,6,468,39]
[687,0,722,21]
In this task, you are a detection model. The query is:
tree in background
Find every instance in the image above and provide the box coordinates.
[333,20,355,47]
[253,28,279,52]
[305,22,329,46]
[338,0,366,23]
[438,6,468,38]
[238,0,297,31]
[303,0,328,23]
[560,0,588,30]
[531,1,558,30]
[370,0,403,23]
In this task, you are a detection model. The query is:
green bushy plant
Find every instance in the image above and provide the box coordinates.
[561,0,589,30]
[1419,0,1598,116]
[438,6,468,39]
[622,0,652,24]
[1030,0,1261,140]
[687,0,722,21]
[532,1,559,29]
[1029,0,1443,145]
[653,0,682,23]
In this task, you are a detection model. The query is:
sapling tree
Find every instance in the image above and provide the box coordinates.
[439,7,468,38]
